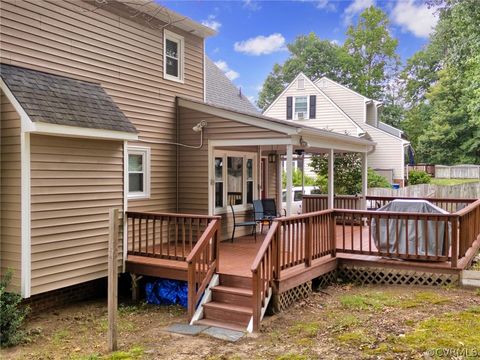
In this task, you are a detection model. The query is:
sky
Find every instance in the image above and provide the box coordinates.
[161,0,439,105]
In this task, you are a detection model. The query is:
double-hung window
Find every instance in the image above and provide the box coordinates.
[127,146,150,199]
[294,96,308,120]
[214,151,257,211]
[164,30,184,82]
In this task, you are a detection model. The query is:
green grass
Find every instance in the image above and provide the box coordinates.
[369,307,480,358]
[430,178,480,186]
[337,330,375,347]
[399,291,451,308]
[289,321,320,338]
[339,291,400,311]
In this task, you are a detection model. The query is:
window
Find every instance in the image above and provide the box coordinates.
[294,96,308,120]
[214,151,256,210]
[127,146,150,199]
[164,30,184,82]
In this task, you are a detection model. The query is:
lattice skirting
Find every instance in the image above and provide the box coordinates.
[271,281,312,313]
[312,269,338,290]
[338,265,459,286]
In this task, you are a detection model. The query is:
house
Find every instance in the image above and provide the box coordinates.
[1,1,478,334]
[263,73,410,186]
[0,0,372,303]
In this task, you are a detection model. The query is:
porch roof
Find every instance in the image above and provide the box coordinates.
[177,97,376,153]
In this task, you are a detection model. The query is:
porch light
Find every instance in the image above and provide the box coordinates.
[268,153,276,163]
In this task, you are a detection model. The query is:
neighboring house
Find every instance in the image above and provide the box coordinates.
[264,73,410,186]
[0,0,374,304]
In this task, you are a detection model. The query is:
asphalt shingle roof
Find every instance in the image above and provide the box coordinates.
[205,57,259,115]
[0,63,137,133]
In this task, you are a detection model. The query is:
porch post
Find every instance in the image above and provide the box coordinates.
[328,148,334,209]
[361,152,368,210]
[286,144,293,216]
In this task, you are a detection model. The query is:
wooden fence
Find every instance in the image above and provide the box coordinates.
[435,165,480,179]
[368,183,480,199]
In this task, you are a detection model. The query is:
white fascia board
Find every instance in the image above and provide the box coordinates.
[28,122,138,141]
[209,138,293,147]
[316,76,371,102]
[302,135,373,153]
[178,98,299,135]
[0,79,35,132]
[363,123,406,143]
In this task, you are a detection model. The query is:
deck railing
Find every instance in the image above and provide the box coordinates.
[186,217,221,319]
[365,196,475,213]
[126,212,217,261]
[457,199,480,263]
[334,209,458,263]
[302,195,362,213]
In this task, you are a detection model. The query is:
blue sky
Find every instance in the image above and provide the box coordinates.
[162,0,438,104]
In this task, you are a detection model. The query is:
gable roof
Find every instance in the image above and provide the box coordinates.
[0,63,137,134]
[315,76,378,104]
[263,72,365,135]
[205,57,259,115]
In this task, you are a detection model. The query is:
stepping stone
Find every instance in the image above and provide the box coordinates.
[165,323,209,335]
[202,326,245,342]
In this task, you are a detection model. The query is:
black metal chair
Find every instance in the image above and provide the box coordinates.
[230,204,257,242]
[253,199,271,234]
[262,198,285,219]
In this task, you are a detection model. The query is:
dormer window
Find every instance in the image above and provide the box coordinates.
[294,96,308,120]
[164,30,184,82]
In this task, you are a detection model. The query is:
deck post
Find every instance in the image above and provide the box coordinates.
[361,152,368,210]
[306,217,312,267]
[330,211,337,257]
[327,149,334,209]
[286,144,293,216]
[451,216,458,268]
[108,208,119,352]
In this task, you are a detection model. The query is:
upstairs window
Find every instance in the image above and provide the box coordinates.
[164,30,184,82]
[294,96,308,120]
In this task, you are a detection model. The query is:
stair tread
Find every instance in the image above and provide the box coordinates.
[212,285,253,296]
[203,301,253,314]
[195,319,247,332]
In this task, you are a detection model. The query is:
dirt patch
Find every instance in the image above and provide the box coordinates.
[1,285,479,360]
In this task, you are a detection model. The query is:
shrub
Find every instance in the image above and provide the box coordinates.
[0,270,28,347]
[367,168,391,188]
[408,170,431,185]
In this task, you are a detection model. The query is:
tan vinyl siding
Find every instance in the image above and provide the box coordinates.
[363,124,405,181]
[1,0,205,216]
[315,78,366,125]
[178,107,286,239]
[264,76,360,136]
[0,92,22,291]
[29,135,123,295]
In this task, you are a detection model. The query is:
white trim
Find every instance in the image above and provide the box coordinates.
[126,146,151,200]
[363,123,409,143]
[178,98,298,135]
[208,142,214,216]
[28,122,138,141]
[190,274,219,324]
[316,76,373,103]
[203,39,206,103]
[20,131,31,298]
[285,144,293,216]
[163,29,185,83]
[0,79,35,131]
[122,141,128,272]
[209,138,293,147]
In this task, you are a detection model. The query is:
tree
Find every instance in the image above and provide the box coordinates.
[343,6,399,99]
[257,63,285,110]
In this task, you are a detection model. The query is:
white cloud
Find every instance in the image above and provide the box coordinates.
[391,0,438,38]
[316,0,336,11]
[214,60,239,81]
[330,39,341,45]
[202,15,221,32]
[243,0,261,11]
[343,0,375,25]
[234,33,286,56]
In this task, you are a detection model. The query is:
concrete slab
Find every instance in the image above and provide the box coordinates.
[165,323,209,336]
[202,326,245,342]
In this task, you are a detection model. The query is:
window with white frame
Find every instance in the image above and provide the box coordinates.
[164,30,184,82]
[214,151,257,210]
[127,146,150,199]
[294,96,308,120]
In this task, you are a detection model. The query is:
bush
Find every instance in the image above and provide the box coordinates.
[368,168,391,188]
[408,170,431,185]
[0,270,28,347]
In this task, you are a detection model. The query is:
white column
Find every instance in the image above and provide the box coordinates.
[361,152,368,210]
[276,153,282,215]
[327,148,334,209]
[286,144,293,216]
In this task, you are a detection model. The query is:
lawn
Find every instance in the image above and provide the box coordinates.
[430,178,480,186]
[2,285,479,360]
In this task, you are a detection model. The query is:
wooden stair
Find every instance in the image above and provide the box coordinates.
[194,274,253,331]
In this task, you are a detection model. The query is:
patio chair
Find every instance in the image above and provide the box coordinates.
[230,204,257,243]
[253,199,272,234]
[262,198,285,219]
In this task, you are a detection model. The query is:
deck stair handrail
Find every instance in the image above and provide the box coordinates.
[457,199,480,266]
[186,217,221,319]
